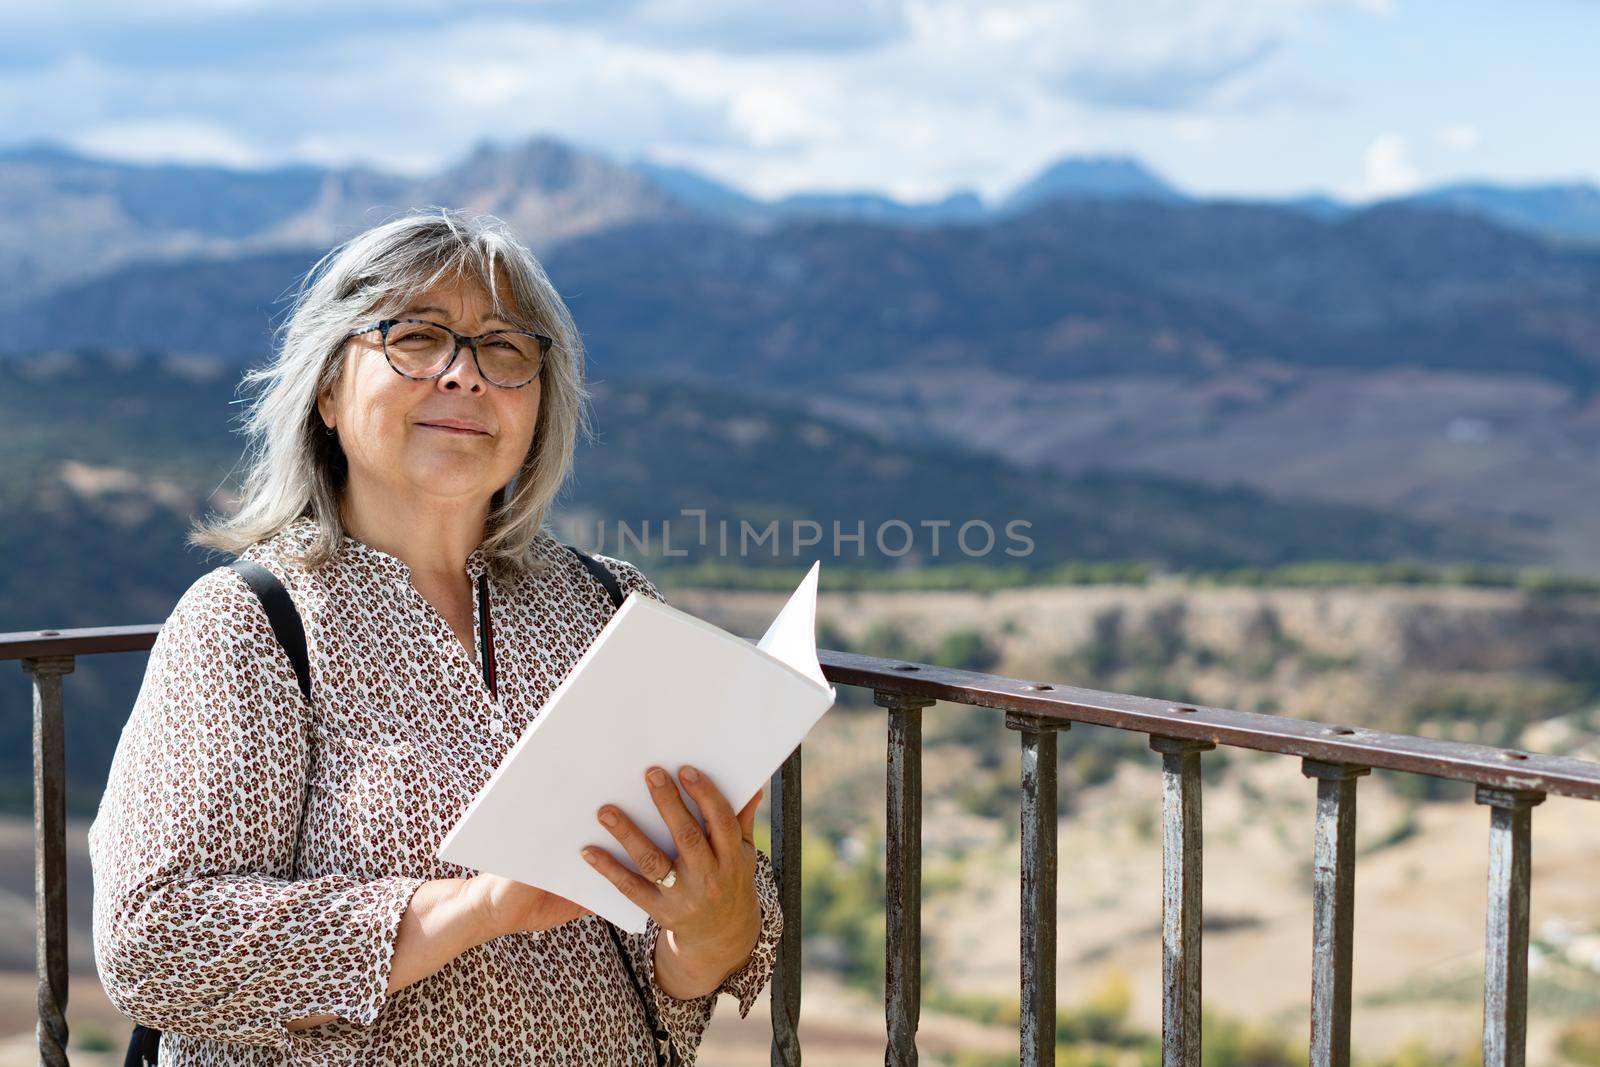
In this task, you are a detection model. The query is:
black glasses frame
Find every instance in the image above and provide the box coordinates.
[343,318,553,389]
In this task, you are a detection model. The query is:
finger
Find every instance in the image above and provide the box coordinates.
[736,787,762,844]
[595,803,679,887]
[581,844,664,917]
[677,765,743,859]
[644,766,716,869]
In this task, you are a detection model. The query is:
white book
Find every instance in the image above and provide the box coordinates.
[437,560,837,933]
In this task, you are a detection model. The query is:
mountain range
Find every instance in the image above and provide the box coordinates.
[5,132,1600,581]
[4,135,1599,304]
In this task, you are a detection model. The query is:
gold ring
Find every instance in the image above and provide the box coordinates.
[654,866,678,890]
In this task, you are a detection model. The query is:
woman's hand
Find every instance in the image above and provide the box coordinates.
[464,872,592,938]
[583,765,762,979]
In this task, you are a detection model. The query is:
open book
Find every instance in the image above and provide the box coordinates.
[437,560,837,933]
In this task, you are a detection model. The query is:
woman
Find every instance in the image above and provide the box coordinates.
[87,208,782,1065]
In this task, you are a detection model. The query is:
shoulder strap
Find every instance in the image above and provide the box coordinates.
[126,563,312,1065]
[125,1022,161,1066]
[227,559,312,704]
[605,922,675,1064]
[561,543,626,610]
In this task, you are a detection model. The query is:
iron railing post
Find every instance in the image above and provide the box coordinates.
[879,690,933,1066]
[771,744,803,1067]
[1476,785,1545,1067]
[1151,736,1213,1067]
[1301,759,1370,1067]
[1006,711,1069,1067]
[24,655,76,1067]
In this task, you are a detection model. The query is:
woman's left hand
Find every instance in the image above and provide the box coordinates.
[582,765,761,965]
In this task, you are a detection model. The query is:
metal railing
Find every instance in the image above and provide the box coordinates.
[7,624,1600,1067]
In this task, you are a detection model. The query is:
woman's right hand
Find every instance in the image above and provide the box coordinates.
[464,872,593,938]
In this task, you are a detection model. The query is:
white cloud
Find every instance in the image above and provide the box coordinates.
[1436,122,1479,152]
[0,0,454,20]
[614,0,908,52]
[0,0,1516,205]
[437,62,536,110]
[1172,117,1219,142]
[726,89,841,148]
[71,117,266,167]
[1356,131,1421,199]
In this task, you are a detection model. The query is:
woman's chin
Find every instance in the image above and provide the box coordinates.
[403,463,503,501]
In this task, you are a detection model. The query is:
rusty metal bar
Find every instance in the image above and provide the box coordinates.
[1302,760,1371,1067]
[770,744,802,1067]
[1007,711,1069,1067]
[1477,785,1545,1067]
[1,624,161,660]
[880,690,933,1067]
[813,651,1600,801]
[1151,737,1213,1067]
[25,656,75,1067]
[10,627,1600,800]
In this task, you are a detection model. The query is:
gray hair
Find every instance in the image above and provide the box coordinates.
[190,206,591,577]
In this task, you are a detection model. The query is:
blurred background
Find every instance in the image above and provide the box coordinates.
[3,1,1600,1064]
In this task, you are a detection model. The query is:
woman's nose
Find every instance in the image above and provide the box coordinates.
[438,340,488,393]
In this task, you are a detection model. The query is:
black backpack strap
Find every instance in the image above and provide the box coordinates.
[227,559,312,704]
[604,921,675,1065]
[125,1022,161,1066]
[561,544,626,610]
[121,561,317,1064]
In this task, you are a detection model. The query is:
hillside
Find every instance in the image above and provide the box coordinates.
[15,198,1600,388]
[1,353,1510,630]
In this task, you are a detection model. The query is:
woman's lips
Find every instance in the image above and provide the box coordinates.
[419,423,489,435]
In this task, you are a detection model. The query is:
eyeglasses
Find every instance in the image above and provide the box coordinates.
[343,318,552,389]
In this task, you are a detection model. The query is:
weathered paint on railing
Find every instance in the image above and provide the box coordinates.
[1151,736,1211,1067]
[1477,786,1545,1067]
[1009,711,1068,1067]
[770,745,803,1067]
[880,690,932,1066]
[24,655,74,1067]
[1302,759,1369,1067]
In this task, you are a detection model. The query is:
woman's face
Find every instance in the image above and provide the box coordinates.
[316,271,542,512]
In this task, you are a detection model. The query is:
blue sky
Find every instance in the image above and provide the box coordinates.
[3,0,1596,204]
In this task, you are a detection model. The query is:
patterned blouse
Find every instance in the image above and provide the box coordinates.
[87,515,783,1066]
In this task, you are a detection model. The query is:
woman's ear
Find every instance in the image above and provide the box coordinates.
[315,387,334,431]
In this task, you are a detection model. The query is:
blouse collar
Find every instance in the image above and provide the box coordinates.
[282,516,491,585]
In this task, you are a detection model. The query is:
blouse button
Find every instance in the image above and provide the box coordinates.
[489,717,503,733]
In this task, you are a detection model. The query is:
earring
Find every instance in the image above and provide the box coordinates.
[324,424,336,435]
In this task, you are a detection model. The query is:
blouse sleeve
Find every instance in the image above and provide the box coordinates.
[602,557,786,1064]
[87,566,428,1052]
